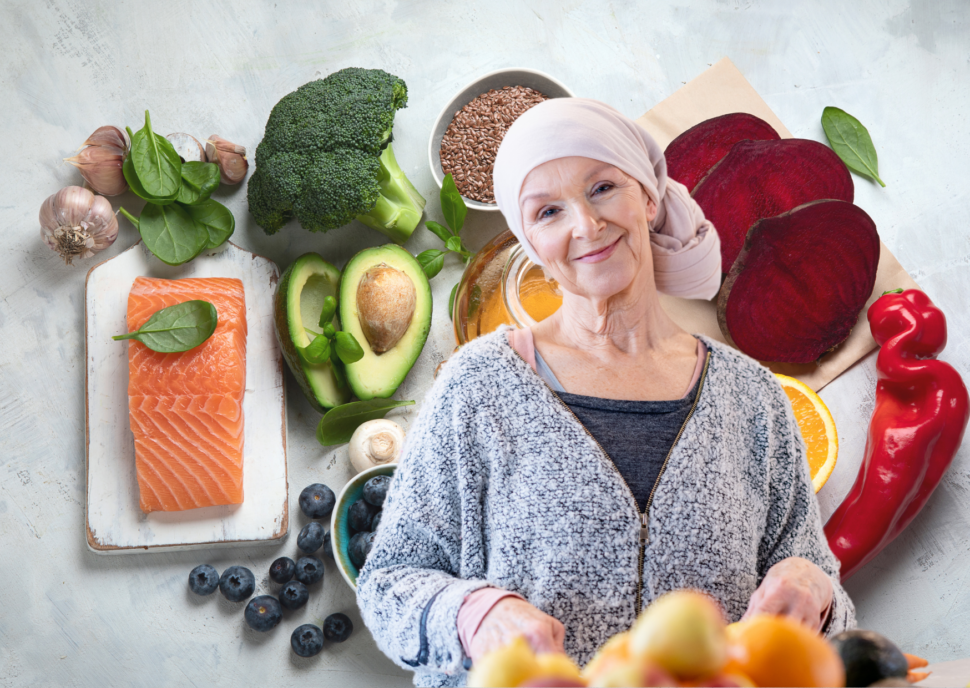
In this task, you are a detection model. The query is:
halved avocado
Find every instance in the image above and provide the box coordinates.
[274,253,351,413]
[339,245,432,399]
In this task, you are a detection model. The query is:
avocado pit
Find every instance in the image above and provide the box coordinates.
[356,263,416,353]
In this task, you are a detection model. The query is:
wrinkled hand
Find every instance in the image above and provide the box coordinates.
[742,557,834,630]
[468,597,565,662]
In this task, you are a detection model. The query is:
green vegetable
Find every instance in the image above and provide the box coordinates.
[176,161,221,205]
[183,199,235,249]
[119,203,207,266]
[416,249,446,279]
[112,300,217,353]
[128,111,182,198]
[318,295,337,329]
[422,173,473,320]
[333,331,364,364]
[301,334,331,364]
[123,155,177,205]
[247,68,427,243]
[821,106,885,187]
[440,173,467,237]
[316,398,415,446]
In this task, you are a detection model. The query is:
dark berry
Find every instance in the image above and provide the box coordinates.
[219,565,255,602]
[370,510,383,532]
[244,595,282,632]
[348,531,376,569]
[297,521,325,554]
[291,623,324,657]
[278,580,309,609]
[362,474,392,507]
[295,556,324,585]
[323,530,333,559]
[269,556,295,584]
[323,612,353,642]
[299,483,336,519]
[348,498,378,532]
[188,564,219,596]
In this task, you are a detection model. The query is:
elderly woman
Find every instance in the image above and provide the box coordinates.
[357,98,854,687]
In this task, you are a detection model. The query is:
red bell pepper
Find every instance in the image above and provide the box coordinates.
[824,289,969,581]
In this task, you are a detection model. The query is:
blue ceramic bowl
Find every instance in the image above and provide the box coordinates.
[331,463,397,590]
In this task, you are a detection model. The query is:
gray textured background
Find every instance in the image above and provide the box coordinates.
[2,0,968,685]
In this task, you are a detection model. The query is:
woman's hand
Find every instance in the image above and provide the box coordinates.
[468,597,565,662]
[742,557,834,630]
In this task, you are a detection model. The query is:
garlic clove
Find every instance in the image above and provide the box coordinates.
[40,186,119,265]
[64,145,128,196]
[166,132,207,163]
[205,135,248,184]
[82,125,129,156]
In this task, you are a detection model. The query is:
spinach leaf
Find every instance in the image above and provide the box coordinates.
[417,249,446,279]
[441,173,467,235]
[821,106,886,187]
[425,221,453,244]
[181,199,235,249]
[176,161,221,205]
[129,111,183,198]
[113,300,217,353]
[300,334,331,364]
[333,331,364,364]
[136,202,208,266]
[316,398,415,446]
[123,154,177,205]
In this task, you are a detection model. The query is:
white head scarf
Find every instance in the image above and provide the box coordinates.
[492,98,722,300]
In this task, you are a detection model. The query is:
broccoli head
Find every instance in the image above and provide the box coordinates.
[247,68,426,243]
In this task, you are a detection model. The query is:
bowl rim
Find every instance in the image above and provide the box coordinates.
[427,67,575,212]
[331,463,397,591]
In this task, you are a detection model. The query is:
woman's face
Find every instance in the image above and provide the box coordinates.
[519,157,658,303]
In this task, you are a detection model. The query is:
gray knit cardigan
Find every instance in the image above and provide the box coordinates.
[356,328,855,687]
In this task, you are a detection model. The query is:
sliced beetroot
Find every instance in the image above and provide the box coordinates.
[664,113,780,192]
[717,200,879,364]
[692,139,854,273]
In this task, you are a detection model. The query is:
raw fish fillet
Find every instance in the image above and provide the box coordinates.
[126,277,246,512]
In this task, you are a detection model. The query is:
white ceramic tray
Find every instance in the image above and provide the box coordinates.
[85,241,288,553]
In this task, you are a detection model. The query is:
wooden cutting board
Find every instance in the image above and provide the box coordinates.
[84,241,288,553]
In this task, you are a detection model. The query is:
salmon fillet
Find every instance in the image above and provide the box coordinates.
[126,277,247,512]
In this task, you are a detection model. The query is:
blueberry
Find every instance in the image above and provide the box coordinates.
[295,556,324,585]
[299,483,336,519]
[291,623,324,657]
[362,474,392,508]
[279,580,309,610]
[370,510,383,532]
[244,594,282,632]
[348,498,378,532]
[269,556,295,585]
[323,612,353,642]
[188,564,219,596]
[323,530,333,559]
[219,565,255,602]
[298,521,325,554]
[348,531,376,569]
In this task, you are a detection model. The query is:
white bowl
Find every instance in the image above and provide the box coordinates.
[428,68,575,212]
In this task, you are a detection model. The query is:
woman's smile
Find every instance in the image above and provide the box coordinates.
[574,236,620,263]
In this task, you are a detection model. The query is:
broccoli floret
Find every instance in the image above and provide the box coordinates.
[247,68,426,243]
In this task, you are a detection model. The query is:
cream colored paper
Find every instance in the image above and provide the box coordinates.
[639,58,919,391]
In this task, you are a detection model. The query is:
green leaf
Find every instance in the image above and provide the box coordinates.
[123,154,177,205]
[445,236,463,253]
[129,111,183,198]
[300,334,331,364]
[181,199,235,249]
[137,202,209,266]
[333,331,364,364]
[318,295,337,329]
[176,161,221,205]
[821,106,886,187]
[440,173,467,235]
[323,322,336,339]
[316,398,415,446]
[448,282,459,321]
[417,249,446,279]
[112,300,217,353]
[424,221,453,244]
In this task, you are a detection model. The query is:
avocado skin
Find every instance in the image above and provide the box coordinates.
[831,630,908,687]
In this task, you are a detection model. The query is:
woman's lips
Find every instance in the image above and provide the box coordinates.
[574,237,620,263]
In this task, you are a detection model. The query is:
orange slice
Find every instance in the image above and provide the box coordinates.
[774,374,838,493]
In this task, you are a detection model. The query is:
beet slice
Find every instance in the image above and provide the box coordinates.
[716,200,879,364]
[664,113,780,192]
[692,139,854,274]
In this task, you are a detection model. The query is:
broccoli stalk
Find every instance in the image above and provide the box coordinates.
[356,144,427,244]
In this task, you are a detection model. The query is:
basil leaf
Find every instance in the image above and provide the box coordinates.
[333,331,364,364]
[318,295,337,329]
[417,249,446,279]
[138,202,208,266]
[425,221,453,244]
[123,154,177,205]
[129,111,183,198]
[300,334,331,364]
[316,399,415,446]
[441,173,467,235]
[176,161,221,205]
[445,236,463,253]
[448,282,459,321]
[112,300,217,353]
[181,199,235,249]
[821,106,886,187]
[323,323,336,339]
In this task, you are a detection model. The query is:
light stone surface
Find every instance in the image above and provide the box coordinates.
[1,0,968,685]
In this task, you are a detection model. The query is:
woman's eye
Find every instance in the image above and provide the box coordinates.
[593,183,613,195]
[539,207,558,220]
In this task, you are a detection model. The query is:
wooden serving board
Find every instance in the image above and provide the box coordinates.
[85,241,288,553]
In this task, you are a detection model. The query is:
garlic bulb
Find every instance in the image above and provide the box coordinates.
[40,186,118,265]
[205,135,248,184]
[166,132,206,163]
[348,419,406,474]
[64,126,129,196]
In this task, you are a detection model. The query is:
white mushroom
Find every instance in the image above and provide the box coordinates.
[348,419,406,474]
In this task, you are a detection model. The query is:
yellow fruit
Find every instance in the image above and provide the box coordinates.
[726,615,845,687]
[629,590,728,680]
[467,636,540,688]
[582,632,632,682]
[534,653,584,682]
[774,374,838,492]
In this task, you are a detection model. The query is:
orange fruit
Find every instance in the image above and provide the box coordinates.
[726,615,845,687]
[774,374,838,492]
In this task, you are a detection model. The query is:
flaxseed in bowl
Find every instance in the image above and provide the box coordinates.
[428,69,574,211]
